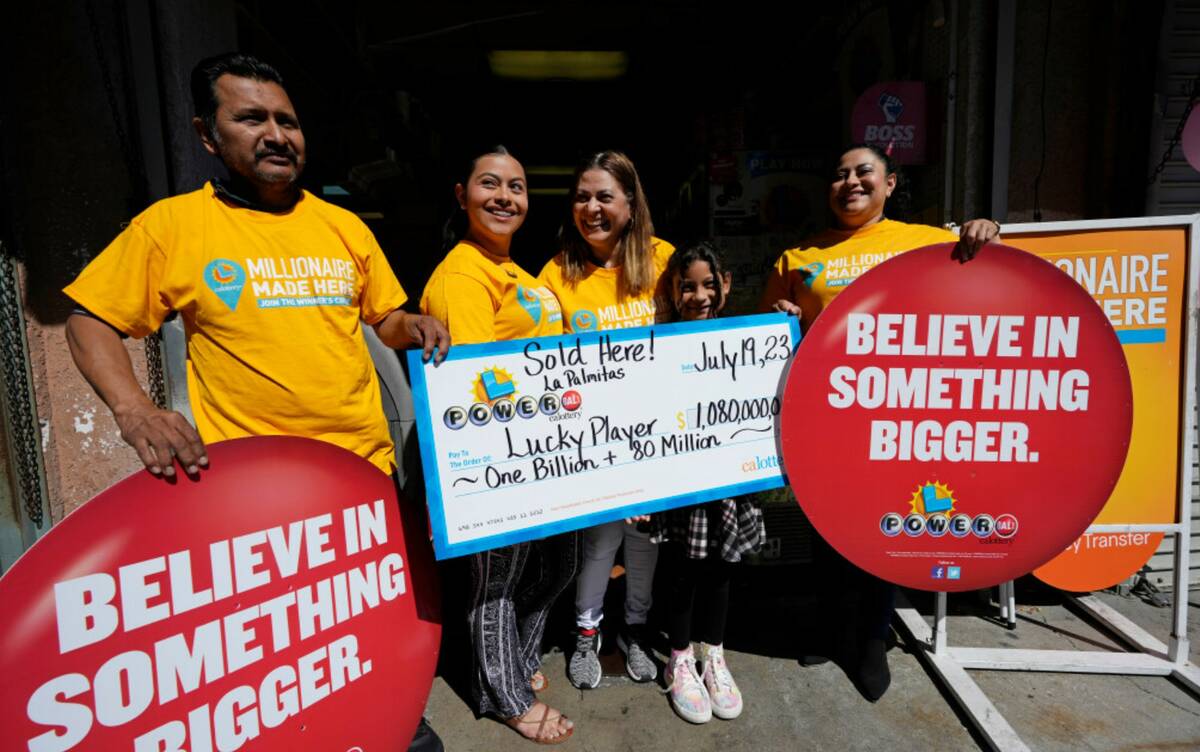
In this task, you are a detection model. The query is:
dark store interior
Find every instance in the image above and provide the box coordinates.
[1,1,1165,321]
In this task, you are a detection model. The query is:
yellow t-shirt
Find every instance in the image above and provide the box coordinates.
[64,183,406,473]
[537,238,675,332]
[419,241,563,345]
[760,218,957,327]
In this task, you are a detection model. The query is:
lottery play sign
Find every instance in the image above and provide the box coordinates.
[781,243,1133,592]
[0,437,440,752]
[1011,223,1190,592]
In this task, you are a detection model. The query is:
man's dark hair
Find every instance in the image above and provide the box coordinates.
[191,53,285,133]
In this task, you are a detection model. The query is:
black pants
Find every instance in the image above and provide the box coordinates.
[664,545,733,650]
[813,535,894,643]
[467,532,582,717]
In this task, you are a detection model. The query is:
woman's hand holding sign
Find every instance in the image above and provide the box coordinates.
[954,218,1002,262]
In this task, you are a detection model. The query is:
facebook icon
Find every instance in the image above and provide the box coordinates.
[931,565,945,579]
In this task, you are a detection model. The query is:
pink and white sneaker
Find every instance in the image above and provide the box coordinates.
[663,646,712,724]
[701,643,744,720]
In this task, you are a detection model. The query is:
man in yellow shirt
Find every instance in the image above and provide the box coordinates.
[64,53,447,747]
[65,52,447,479]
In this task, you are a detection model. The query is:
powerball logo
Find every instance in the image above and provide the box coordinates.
[471,367,518,404]
[879,481,1018,540]
[444,380,582,429]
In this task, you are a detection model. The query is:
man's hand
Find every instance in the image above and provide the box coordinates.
[66,313,208,477]
[953,219,1002,262]
[405,312,451,363]
[374,310,451,362]
[114,404,208,477]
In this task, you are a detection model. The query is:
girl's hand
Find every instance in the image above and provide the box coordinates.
[954,219,1001,262]
[625,515,650,524]
[771,299,802,316]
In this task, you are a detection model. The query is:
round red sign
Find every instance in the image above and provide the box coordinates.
[0,436,440,752]
[781,243,1132,592]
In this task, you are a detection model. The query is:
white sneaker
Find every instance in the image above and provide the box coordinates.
[663,646,711,724]
[701,643,743,720]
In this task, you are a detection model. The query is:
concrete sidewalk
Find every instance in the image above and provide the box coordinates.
[424,569,1200,751]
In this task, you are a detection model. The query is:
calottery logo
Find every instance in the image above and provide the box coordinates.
[516,285,543,324]
[572,309,598,332]
[879,481,1018,541]
[203,258,246,310]
[801,262,824,288]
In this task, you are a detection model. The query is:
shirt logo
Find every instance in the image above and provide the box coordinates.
[204,258,246,310]
[801,262,824,288]
[516,285,543,325]
[572,309,598,332]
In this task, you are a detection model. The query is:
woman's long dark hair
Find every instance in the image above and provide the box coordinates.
[441,144,516,252]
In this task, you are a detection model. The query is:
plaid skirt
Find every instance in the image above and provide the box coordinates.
[650,496,765,563]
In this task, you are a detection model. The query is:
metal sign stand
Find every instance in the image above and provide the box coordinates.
[892,216,1200,751]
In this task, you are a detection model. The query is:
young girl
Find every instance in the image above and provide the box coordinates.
[654,242,765,724]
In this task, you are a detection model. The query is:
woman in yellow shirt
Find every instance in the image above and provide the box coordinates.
[762,144,998,327]
[537,151,672,690]
[420,146,574,744]
[761,143,999,701]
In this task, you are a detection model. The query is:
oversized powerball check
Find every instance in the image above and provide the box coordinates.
[407,314,801,558]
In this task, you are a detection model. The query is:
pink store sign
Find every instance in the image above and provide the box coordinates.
[851,82,927,166]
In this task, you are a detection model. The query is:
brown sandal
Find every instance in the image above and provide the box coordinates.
[503,701,574,745]
[531,670,549,693]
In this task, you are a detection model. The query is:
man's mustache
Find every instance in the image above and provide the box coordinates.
[256,149,297,163]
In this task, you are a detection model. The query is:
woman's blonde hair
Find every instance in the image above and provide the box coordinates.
[558,151,656,299]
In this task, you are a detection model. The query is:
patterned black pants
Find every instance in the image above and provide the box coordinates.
[467,531,582,718]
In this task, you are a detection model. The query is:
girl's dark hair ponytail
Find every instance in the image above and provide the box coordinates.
[441,144,515,252]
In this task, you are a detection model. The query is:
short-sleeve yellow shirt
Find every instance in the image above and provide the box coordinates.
[419,241,563,345]
[64,183,406,473]
[760,219,956,328]
[537,238,675,332]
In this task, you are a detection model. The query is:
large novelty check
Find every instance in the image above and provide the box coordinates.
[408,314,801,558]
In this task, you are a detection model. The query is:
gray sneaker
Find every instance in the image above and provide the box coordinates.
[617,627,657,682]
[568,629,602,689]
